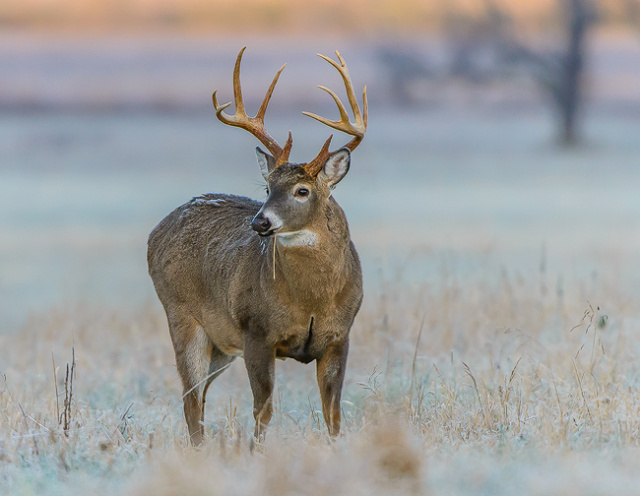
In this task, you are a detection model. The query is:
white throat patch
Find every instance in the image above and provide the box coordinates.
[277,229,318,247]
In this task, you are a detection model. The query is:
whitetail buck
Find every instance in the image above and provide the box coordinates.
[148,47,367,446]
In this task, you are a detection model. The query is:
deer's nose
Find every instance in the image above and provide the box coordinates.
[251,213,272,235]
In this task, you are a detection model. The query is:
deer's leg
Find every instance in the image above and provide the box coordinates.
[243,334,275,442]
[201,346,236,419]
[169,313,228,446]
[316,339,349,436]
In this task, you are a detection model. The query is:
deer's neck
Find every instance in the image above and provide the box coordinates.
[265,201,353,305]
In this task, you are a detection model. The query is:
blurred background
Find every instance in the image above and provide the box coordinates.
[2,0,640,333]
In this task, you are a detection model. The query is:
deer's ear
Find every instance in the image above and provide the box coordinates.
[320,148,350,188]
[255,147,275,181]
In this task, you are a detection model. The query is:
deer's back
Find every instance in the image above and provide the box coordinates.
[148,194,261,317]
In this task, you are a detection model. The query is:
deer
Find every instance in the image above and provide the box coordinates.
[148,47,367,447]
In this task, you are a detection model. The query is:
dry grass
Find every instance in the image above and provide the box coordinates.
[2,259,640,495]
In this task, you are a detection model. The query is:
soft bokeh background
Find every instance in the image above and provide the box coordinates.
[2,0,639,333]
[1,1,640,494]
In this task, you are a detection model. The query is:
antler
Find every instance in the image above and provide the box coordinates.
[212,47,292,167]
[302,51,368,177]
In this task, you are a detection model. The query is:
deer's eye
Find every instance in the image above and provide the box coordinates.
[295,187,310,198]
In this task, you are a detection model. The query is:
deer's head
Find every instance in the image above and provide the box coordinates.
[212,47,367,240]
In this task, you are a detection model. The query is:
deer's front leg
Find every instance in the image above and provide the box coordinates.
[316,339,349,436]
[243,333,275,442]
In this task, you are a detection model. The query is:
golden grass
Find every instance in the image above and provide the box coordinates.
[1,259,640,494]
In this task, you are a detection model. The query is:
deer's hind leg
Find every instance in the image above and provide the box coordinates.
[168,312,234,446]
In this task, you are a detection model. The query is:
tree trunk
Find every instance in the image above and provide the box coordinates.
[559,0,592,146]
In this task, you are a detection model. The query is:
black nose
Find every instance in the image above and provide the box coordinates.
[251,213,272,235]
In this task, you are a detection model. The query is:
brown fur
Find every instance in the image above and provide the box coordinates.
[148,161,363,445]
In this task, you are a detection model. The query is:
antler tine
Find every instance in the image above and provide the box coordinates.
[302,51,367,176]
[342,85,368,152]
[304,135,333,177]
[330,51,364,125]
[302,86,352,132]
[212,47,248,124]
[212,47,290,165]
[256,63,287,122]
[232,46,247,115]
[362,86,368,129]
[276,131,293,168]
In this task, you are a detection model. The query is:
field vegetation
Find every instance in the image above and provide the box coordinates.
[2,257,640,494]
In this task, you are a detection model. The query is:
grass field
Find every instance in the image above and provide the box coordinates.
[2,34,640,495]
[2,258,640,495]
